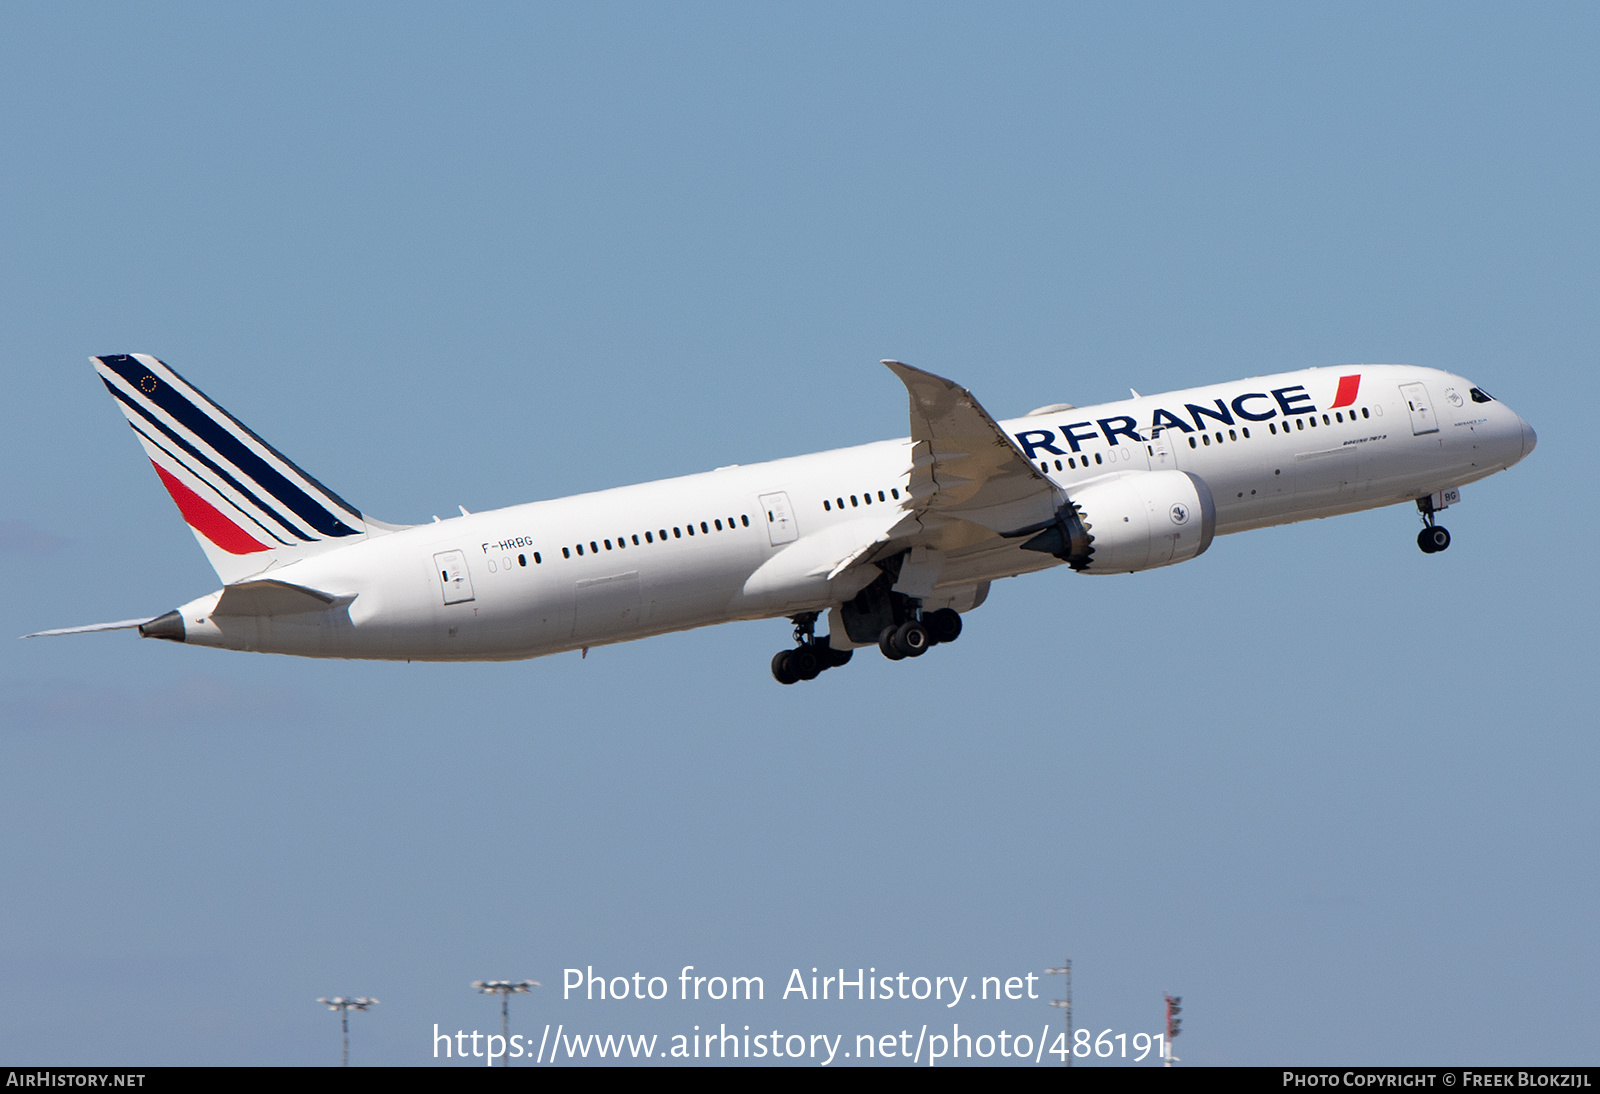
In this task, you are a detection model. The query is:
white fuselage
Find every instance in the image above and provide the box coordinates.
[169,365,1534,660]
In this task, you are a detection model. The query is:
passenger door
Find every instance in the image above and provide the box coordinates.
[758,491,798,545]
[433,550,475,605]
[1399,382,1439,436]
[1146,431,1177,470]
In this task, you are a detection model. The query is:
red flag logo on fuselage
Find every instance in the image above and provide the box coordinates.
[1329,374,1361,409]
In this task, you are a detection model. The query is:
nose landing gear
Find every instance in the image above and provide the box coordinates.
[1417,525,1451,553]
[1416,495,1452,554]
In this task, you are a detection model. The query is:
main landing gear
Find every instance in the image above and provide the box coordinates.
[876,608,962,661]
[770,607,965,683]
[1416,497,1452,554]
[771,612,853,685]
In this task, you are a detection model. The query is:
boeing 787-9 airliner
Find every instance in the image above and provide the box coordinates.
[27,354,1535,683]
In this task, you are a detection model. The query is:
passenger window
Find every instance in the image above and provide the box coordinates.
[576,544,584,556]
[603,539,612,550]
[714,519,723,530]
[741,515,750,526]
[1269,423,1277,434]
[851,496,859,507]
[1242,427,1250,438]
[686,524,695,536]
[1228,429,1237,441]
[645,531,654,543]
[863,492,872,504]
[1335,412,1344,423]
[534,552,541,564]
[836,498,844,509]
[1203,434,1211,446]
[617,537,625,549]
[632,535,639,545]
[1215,432,1223,444]
[518,554,526,567]
[890,489,899,500]
[591,541,599,552]
[1094,453,1103,464]
[1323,414,1330,425]
[700,521,709,533]
[877,491,886,501]
[1188,437,1197,448]
[1297,419,1305,430]
[673,527,681,538]
[1308,417,1316,428]
[563,547,571,559]
[1362,407,1370,418]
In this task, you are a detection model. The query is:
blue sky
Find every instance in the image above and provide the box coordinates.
[1,2,1595,1066]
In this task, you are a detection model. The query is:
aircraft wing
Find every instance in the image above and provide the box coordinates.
[882,360,1061,536]
[807,361,1069,600]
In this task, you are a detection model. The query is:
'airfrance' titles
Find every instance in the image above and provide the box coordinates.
[1012,383,1329,458]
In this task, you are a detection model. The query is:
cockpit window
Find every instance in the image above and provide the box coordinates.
[1469,387,1494,403]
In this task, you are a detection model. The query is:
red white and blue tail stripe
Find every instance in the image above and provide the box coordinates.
[93,354,393,583]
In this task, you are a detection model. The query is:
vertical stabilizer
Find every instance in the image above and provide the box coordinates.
[92,353,403,584]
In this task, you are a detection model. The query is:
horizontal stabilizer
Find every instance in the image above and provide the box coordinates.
[213,579,350,617]
[23,617,154,638]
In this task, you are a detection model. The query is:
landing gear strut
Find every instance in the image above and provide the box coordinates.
[1416,498,1451,554]
[770,612,852,685]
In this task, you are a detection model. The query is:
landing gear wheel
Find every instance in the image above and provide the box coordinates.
[771,650,798,685]
[1418,526,1451,553]
[878,625,907,661]
[893,620,931,658]
[790,645,823,681]
[924,608,962,644]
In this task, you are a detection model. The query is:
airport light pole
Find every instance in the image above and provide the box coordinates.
[1163,993,1182,1066]
[316,996,378,1067]
[1046,960,1071,1068]
[473,979,539,1066]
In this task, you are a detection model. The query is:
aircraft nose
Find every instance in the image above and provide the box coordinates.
[1521,416,1537,459]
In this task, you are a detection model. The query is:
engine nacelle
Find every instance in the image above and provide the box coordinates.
[1021,470,1216,574]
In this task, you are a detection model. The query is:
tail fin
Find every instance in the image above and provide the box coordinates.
[92,353,404,584]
